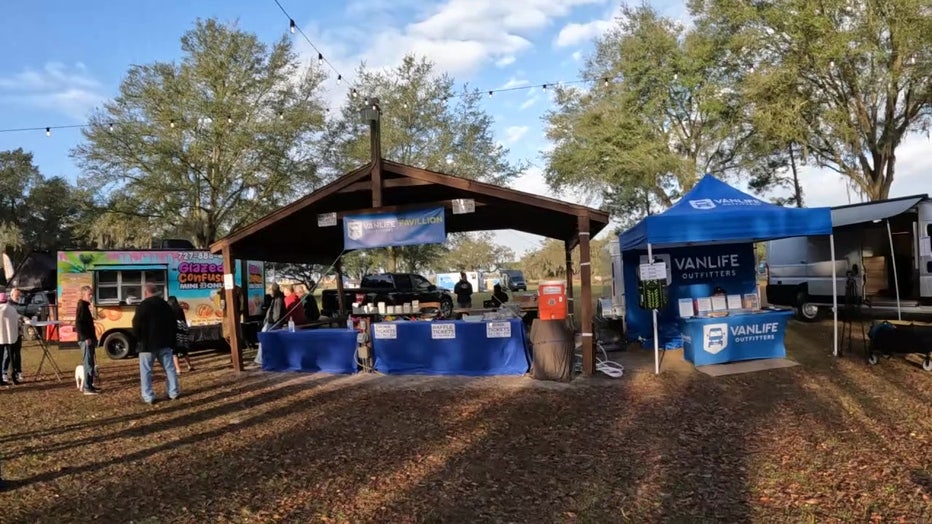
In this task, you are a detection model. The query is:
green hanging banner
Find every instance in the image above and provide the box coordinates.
[638,279,669,310]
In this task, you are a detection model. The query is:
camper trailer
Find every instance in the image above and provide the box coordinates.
[766,194,932,320]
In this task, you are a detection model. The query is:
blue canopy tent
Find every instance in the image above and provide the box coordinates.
[619,174,837,373]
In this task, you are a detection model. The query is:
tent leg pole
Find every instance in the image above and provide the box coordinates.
[886,220,902,321]
[830,234,838,357]
[648,243,659,375]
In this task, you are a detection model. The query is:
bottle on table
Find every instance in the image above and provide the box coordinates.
[288,318,295,332]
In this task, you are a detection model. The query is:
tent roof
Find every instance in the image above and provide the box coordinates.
[210,160,611,264]
[6,251,56,292]
[831,194,927,228]
[619,174,833,250]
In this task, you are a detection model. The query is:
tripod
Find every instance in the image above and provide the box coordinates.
[840,272,867,357]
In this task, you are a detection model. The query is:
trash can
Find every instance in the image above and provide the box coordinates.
[538,280,567,320]
[529,318,573,382]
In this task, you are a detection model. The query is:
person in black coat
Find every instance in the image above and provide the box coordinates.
[75,286,99,394]
[491,284,509,306]
[132,284,179,404]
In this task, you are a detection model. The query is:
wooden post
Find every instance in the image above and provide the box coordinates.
[577,215,594,376]
[221,244,243,373]
[335,258,346,317]
[369,105,383,207]
[564,240,575,327]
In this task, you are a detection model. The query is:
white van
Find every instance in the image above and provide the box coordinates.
[765,195,932,320]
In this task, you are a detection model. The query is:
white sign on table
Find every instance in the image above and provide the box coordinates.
[486,321,512,338]
[373,324,397,339]
[431,323,456,339]
[638,262,667,281]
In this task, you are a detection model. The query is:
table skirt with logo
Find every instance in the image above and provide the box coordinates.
[680,310,794,366]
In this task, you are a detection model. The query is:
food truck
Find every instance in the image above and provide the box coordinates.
[56,250,266,359]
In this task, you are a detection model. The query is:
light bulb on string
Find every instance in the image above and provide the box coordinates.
[108,123,114,132]
[603,77,609,87]
[488,91,493,98]
[318,53,323,65]
[170,119,175,128]
[337,74,342,84]
[289,19,296,34]
[351,89,358,98]
[403,101,408,109]
[227,115,233,124]
[278,111,284,120]
[542,84,548,90]
[45,127,51,137]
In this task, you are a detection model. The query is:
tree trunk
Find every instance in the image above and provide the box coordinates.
[788,144,803,208]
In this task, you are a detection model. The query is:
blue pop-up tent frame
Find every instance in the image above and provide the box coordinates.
[619,174,837,373]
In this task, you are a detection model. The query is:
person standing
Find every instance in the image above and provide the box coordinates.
[167,296,194,372]
[132,284,179,404]
[0,294,19,387]
[454,272,473,309]
[75,286,100,394]
[491,283,509,306]
[283,284,307,326]
[253,283,285,367]
[2,288,24,383]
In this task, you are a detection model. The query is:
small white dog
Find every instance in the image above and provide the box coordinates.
[75,365,101,390]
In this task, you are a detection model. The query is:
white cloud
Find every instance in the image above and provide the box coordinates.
[571,50,584,62]
[505,125,529,143]
[312,0,607,80]
[0,62,106,119]
[554,19,612,47]
[755,133,931,208]
[497,76,529,90]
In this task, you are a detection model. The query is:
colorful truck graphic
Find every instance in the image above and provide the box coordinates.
[57,250,266,359]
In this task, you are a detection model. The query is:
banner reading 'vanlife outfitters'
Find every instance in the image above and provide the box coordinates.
[343,207,446,249]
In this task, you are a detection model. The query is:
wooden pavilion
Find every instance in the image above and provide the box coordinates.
[210,106,610,375]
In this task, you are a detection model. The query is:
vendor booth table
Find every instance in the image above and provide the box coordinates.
[258,329,358,374]
[371,318,529,376]
[680,309,794,366]
[619,174,836,373]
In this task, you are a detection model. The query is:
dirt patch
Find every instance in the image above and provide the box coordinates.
[1,321,930,522]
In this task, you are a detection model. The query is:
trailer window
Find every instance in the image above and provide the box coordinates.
[95,270,168,304]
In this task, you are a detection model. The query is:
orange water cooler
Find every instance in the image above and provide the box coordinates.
[538,280,567,320]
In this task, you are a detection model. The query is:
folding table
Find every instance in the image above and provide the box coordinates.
[25,320,63,382]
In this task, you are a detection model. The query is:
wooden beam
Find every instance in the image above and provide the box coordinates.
[335,258,346,317]
[221,244,243,373]
[209,163,372,254]
[577,216,594,376]
[564,240,575,329]
[338,177,433,194]
[370,118,382,207]
[384,160,612,226]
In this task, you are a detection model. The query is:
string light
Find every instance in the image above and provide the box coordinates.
[337,74,342,84]
[0,77,614,135]
[603,77,609,86]
[273,0,346,87]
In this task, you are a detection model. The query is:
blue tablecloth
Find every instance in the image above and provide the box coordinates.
[680,310,794,366]
[258,329,358,374]
[371,318,529,376]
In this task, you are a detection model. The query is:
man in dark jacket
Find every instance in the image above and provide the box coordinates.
[132,284,179,404]
[75,285,100,395]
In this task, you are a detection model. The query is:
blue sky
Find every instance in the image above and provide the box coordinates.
[1,0,928,255]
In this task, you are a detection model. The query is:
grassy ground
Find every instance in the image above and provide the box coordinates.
[1,321,930,522]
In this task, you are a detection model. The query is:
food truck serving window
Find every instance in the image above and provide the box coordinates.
[96,269,168,304]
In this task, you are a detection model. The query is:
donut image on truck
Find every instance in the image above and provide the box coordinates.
[56,250,266,359]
